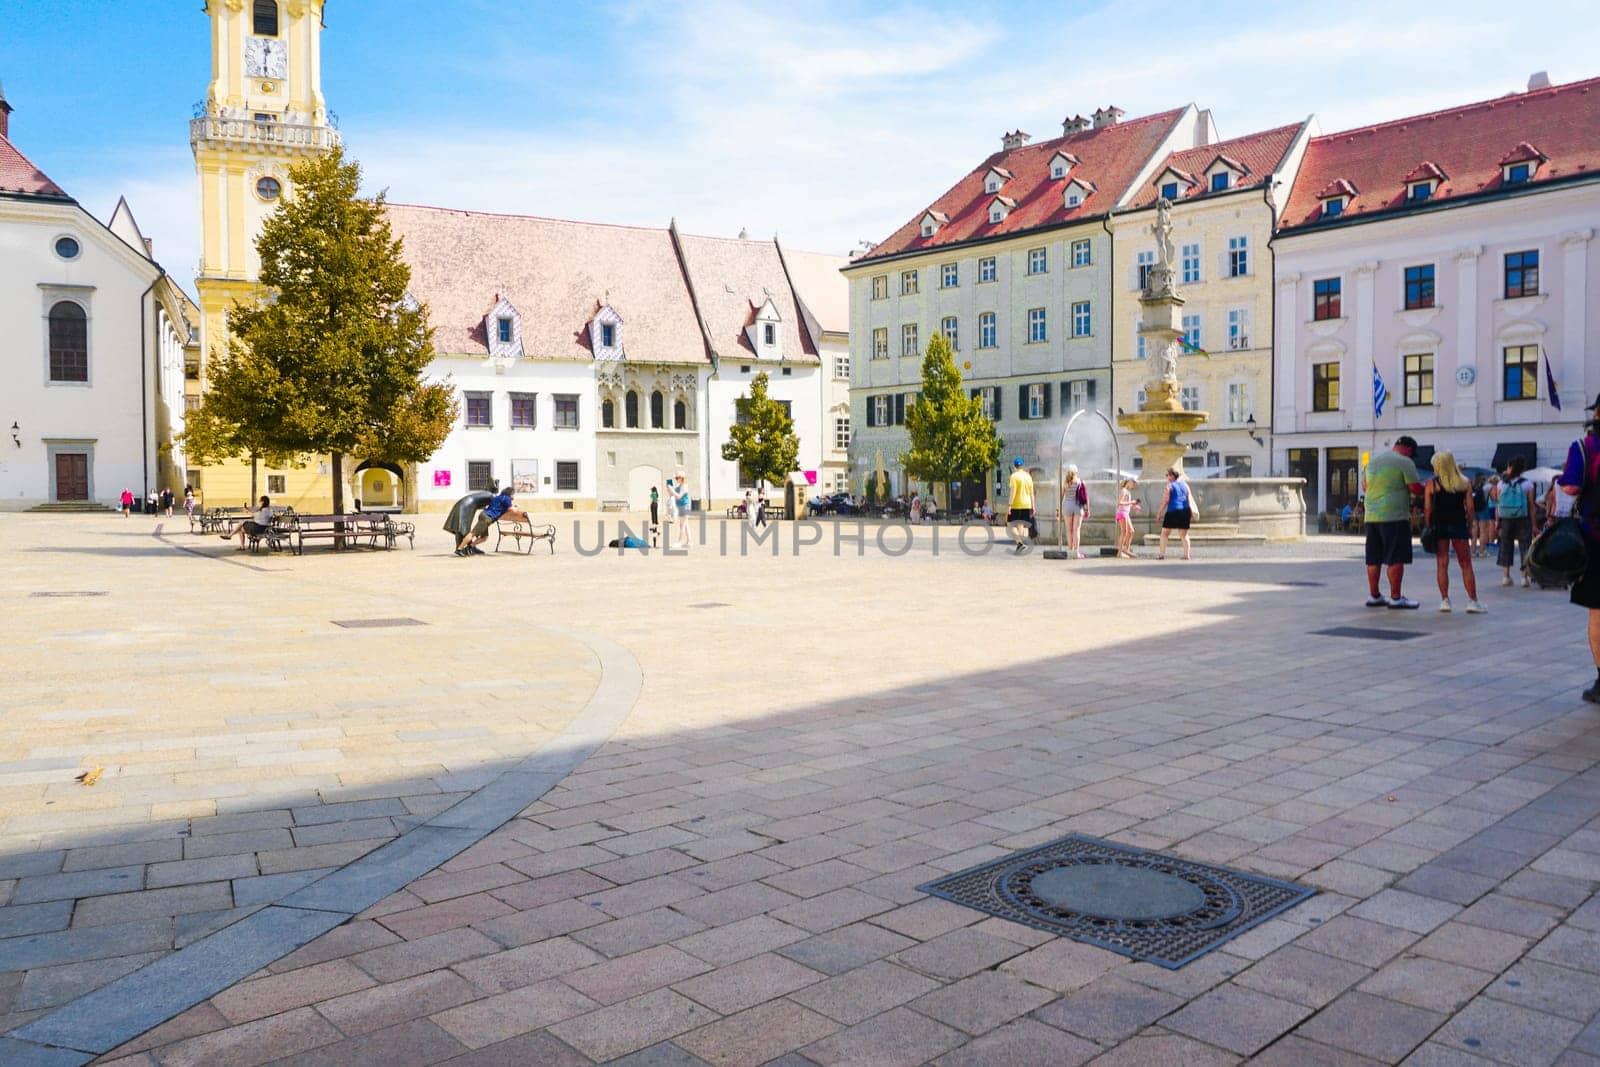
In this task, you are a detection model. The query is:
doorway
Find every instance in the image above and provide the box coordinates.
[1327,447,1360,511]
[628,464,664,512]
[54,453,89,501]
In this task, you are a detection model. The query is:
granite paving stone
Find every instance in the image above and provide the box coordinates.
[1295,990,1446,1062]
[1161,983,1315,1056]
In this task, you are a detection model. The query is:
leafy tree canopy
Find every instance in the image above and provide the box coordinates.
[721,372,800,490]
[901,333,1002,495]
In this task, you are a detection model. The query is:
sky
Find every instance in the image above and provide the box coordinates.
[2,0,1594,297]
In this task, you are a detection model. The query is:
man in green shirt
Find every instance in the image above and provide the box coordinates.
[1363,435,1424,608]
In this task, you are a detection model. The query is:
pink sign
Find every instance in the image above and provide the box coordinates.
[804,470,818,485]
[433,470,452,487]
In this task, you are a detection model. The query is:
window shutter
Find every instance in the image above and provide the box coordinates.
[894,393,906,425]
[866,399,877,428]
[1087,379,1098,408]
[1043,384,1053,419]
[1018,385,1028,420]
[992,388,1002,421]
[1060,382,1071,409]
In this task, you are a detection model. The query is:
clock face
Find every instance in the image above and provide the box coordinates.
[1456,365,1477,387]
[245,37,287,79]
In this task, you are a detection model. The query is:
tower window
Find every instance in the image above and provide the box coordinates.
[253,0,280,36]
[255,176,281,201]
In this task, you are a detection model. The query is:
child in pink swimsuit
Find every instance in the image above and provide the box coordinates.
[1115,478,1140,558]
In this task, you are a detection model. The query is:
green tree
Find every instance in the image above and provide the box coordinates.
[223,144,456,514]
[901,333,1002,507]
[721,372,800,490]
[178,338,300,503]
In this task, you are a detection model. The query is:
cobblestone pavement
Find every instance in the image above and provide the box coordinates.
[7,512,1600,1065]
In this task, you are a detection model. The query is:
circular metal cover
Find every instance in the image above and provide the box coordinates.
[1028,862,1207,921]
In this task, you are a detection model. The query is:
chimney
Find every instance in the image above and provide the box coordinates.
[1001,129,1031,151]
[0,80,13,139]
[1092,106,1125,129]
[1061,114,1090,136]
[1528,70,1551,91]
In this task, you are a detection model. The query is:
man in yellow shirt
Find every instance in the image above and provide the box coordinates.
[1006,457,1035,555]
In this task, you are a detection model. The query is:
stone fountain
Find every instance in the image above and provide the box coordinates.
[1116,198,1208,475]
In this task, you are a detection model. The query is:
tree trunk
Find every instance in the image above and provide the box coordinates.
[331,451,345,547]
[250,453,259,506]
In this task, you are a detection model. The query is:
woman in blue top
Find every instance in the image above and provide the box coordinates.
[1157,467,1195,560]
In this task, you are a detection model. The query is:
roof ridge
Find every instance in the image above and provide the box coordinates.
[0,129,71,199]
[383,201,672,235]
[1315,75,1600,142]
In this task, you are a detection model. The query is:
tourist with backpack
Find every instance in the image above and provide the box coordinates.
[1558,398,1600,703]
[1493,456,1535,588]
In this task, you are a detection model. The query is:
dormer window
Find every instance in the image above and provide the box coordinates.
[589,302,624,359]
[1202,155,1246,193]
[601,323,615,348]
[1506,163,1531,184]
[1408,181,1434,202]
[1400,162,1446,205]
[1161,182,1179,201]
[989,206,1004,223]
[1052,163,1066,180]
[483,294,523,360]
[1315,178,1358,220]
[496,317,513,344]
[1211,172,1230,192]
[988,195,1015,225]
[1498,142,1546,186]
[1062,179,1094,210]
[1047,151,1078,181]
[1322,197,1346,218]
[746,297,784,358]
[983,166,1012,195]
[763,323,776,346]
[919,210,948,239]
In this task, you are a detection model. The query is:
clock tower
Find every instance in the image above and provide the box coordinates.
[191,0,337,504]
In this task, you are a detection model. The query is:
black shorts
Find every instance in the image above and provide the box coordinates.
[1365,520,1414,566]
[1162,507,1192,530]
[1008,508,1033,523]
[1573,551,1600,609]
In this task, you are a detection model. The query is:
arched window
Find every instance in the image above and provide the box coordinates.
[650,390,665,429]
[48,301,88,382]
[625,390,640,428]
[674,399,688,430]
[601,398,615,428]
[253,0,280,36]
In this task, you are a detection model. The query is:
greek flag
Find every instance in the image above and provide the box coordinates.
[1373,366,1389,419]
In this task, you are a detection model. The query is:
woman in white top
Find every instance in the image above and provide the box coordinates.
[1546,477,1577,530]
[1056,464,1090,559]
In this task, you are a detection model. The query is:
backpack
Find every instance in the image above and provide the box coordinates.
[1498,478,1530,518]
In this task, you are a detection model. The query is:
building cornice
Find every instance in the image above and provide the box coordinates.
[841,215,1110,274]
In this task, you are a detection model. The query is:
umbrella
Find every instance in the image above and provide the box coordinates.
[874,449,886,499]
[443,491,493,537]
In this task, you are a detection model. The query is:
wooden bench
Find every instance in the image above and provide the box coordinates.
[200,505,250,534]
[285,513,396,555]
[495,519,556,554]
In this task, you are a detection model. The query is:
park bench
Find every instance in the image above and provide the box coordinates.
[199,505,249,534]
[284,513,397,555]
[495,518,556,554]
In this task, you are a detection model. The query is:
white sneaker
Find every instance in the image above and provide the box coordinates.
[1521,576,1531,588]
[1501,576,1513,587]
[1388,596,1421,610]
[1466,600,1487,614]
[1366,595,1390,608]
[1439,598,1452,613]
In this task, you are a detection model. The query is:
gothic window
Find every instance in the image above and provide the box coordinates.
[650,390,665,428]
[253,0,279,36]
[625,390,640,428]
[674,399,688,429]
[602,398,615,428]
[48,301,88,382]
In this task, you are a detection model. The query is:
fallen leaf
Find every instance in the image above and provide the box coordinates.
[75,768,103,787]
[1385,795,1397,802]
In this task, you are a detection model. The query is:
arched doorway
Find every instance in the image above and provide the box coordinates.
[353,460,405,512]
[627,464,663,514]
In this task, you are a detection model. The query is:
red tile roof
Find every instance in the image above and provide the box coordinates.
[0,130,68,198]
[1281,75,1600,232]
[1127,122,1305,209]
[676,233,819,363]
[855,108,1187,263]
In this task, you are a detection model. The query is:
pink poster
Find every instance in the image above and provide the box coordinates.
[433,470,452,487]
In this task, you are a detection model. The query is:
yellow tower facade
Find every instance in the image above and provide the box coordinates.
[191,0,338,509]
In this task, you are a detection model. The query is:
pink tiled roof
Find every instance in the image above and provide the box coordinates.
[780,247,851,336]
[0,131,68,198]
[1127,122,1304,208]
[856,108,1187,262]
[676,233,819,363]
[1317,178,1359,200]
[384,204,708,364]
[1281,75,1600,232]
[1400,160,1448,184]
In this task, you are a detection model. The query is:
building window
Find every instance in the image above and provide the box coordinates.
[467,461,493,492]
[601,398,615,427]
[184,394,202,412]
[1408,181,1433,202]
[1027,383,1045,420]
[253,0,279,36]
[1072,301,1091,338]
[255,176,281,202]
[871,275,888,300]
[872,394,891,426]
[1312,362,1340,412]
[978,257,997,283]
[1227,382,1249,424]
[47,301,88,382]
[834,353,850,379]
[989,206,1005,224]
[900,270,918,295]
[53,235,81,261]
[1313,277,1341,320]
[1071,239,1091,267]
[977,387,997,420]
[1322,198,1345,217]
[978,312,997,349]
[1211,171,1230,191]
[650,390,665,428]
[835,417,851,450]
[1065,192,1082,208]
[872,327,888,360]
[1027,248,1047,275]
[1027,308,1047,344]
[1136,250,1154,290]
[600,322,615,347]
[1404,353,1435,406]
[622,390,639,428]
[674,398,688,429]
[555,461,579,492]
[464,391,491,427]
[1181,386,1201,412]
[510,392,536,428]
[1505,250,1539,298]
[496,317,513,344]
[1503,344,1539,400]
[1066,378,1090,413]
[1403,264,1435,310]
[1506,162,1531,184]
[941,263,958,288]
[1161,182,1179,201]
[554,394,579,429]
[1181,243,1200,284]
[1182,314,1201,350]
[1227,236,1249,277]
[782,367,792,376]
[941,316,959,350]
[901,323,919,357]
[260,474,285,496]
[762,322,776,346]
[1227,308,1250,350]
[1136,322,1147,360]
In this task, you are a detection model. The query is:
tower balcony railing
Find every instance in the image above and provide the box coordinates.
[190,113,340,152]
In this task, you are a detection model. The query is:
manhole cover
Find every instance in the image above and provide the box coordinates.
[331,618,426,629]
[30,591,109,598]
[1313,626,1423,642]
[920,834,1315,969]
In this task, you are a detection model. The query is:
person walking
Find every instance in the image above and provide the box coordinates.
[1114,478,1141,558]
[649,485,660,533]
[755,489,769,528]
[743,489,758,531]
[119,488,134,517]
[183,486,196,524]
[159,487,174,517]
[1156,468,1194,560]
[1558,398,1600,702]
[672,473,692,549]
[1057,464,1090,559]
[1362,435,1425,608]
[1494,455,1536,588]
[1005,457,1035,555]
[1425,451,1485,614]
[1470,475,1489,556]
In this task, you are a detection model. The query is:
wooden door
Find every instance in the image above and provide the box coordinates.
[55,453,89,500]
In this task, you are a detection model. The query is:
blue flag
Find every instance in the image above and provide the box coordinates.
[1545,348,1562,411]
[1373,366,1389,419]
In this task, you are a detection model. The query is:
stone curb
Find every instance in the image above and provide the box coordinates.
[3,626,643,1061]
